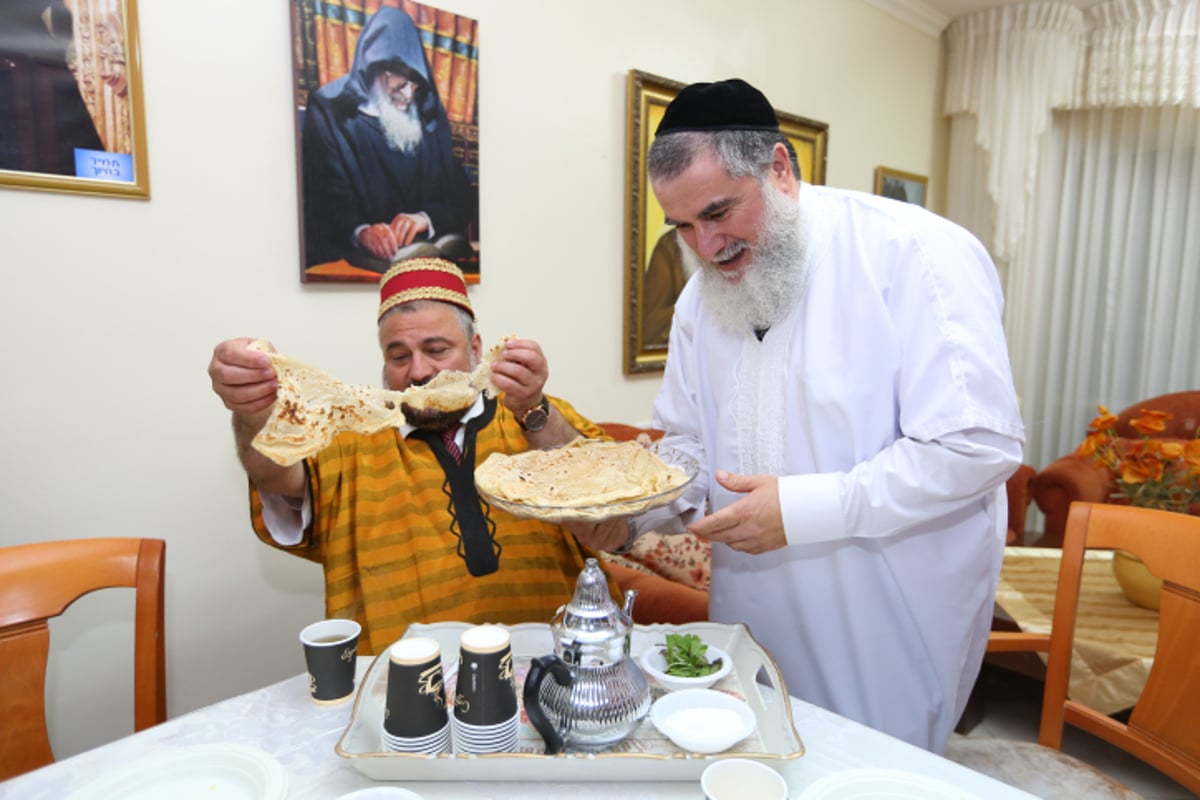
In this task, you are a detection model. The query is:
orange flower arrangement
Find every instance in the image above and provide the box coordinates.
[1076,406,1200,512]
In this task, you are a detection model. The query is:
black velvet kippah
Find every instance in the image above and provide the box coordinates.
[656,78,780,135]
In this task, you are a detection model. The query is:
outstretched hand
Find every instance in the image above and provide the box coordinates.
[490,338,549,415]
[687,471,786,554]
[208,338,278,415]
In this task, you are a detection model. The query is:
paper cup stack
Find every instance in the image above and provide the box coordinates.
[380,638,451,754]
[450,625,520,754]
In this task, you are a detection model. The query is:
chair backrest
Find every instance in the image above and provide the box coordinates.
[1030,503,1200,794]
[0,537,166,780]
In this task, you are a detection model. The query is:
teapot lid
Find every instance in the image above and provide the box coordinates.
[553,558,631,644]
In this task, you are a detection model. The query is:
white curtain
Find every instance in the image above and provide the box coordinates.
[1013,104,1200,468]
[944,0,1200,479]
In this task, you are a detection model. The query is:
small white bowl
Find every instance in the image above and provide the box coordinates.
[649,689,757,754]
[335,789,425,800]
[639,642,733,692]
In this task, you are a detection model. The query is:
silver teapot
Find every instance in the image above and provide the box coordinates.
[523,558,651,754]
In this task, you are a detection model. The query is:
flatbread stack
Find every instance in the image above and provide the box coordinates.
[474,437,694,522]
[249,337,508,466]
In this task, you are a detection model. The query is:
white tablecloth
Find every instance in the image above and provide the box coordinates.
[0,658,1037,799]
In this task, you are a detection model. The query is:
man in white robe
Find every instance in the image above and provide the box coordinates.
[574,79,1025,753]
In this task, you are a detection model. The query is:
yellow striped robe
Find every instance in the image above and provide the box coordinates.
[250,395,618,654]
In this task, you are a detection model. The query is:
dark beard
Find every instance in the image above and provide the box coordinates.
[400,404,462,431]
[388,353,479,431]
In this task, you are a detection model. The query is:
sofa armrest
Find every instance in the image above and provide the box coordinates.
[1006,464,1036,546]
[1030,455,1112,547]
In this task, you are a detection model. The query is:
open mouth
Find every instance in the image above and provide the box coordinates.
[712,243,749,278]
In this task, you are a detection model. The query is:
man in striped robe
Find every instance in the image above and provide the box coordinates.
[208,258,616,654]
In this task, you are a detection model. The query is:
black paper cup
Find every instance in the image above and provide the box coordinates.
[453,624,518,727]
[384,637,448,738]
[299,619,361,704]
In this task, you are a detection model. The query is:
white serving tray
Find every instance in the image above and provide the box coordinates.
[335,621,804,782]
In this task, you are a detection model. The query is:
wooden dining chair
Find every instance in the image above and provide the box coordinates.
[948,502,1200,797]
[0,537,167,780]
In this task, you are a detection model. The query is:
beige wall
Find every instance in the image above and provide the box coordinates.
[0,0,943,757]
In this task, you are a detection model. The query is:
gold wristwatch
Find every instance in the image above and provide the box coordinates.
[517,396,550,432]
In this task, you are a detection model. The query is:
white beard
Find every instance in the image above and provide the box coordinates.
[370,83,423,154]
[688,184,808,333]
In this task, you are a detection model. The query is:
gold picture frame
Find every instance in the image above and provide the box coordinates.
[873,166,926,208]
[0,0,150,199]
[623,70,828,374]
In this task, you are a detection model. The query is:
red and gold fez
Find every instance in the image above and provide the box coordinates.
[378,258,474,322]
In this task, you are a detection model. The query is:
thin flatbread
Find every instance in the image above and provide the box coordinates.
[474,437,693,522]
[249,336,510,466]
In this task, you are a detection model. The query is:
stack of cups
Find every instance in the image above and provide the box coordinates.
[381,637,451,754]
[451,624,520,754]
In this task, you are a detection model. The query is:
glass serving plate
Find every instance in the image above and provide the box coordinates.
[335,621,804,783]
[475,442,701,524]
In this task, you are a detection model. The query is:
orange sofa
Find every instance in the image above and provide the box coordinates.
[1006,464,1036,546]
[1030,391,1200,547]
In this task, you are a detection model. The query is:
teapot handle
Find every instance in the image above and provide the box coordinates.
[522,654,574,755]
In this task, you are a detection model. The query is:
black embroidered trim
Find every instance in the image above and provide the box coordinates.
[414,397,501,577]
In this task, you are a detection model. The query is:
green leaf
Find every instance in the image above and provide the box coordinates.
[661,633,722,677]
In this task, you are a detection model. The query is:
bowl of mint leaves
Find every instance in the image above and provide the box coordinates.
[639,632,732,692]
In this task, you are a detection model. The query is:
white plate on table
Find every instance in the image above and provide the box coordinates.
[798,767,982,799]
[65,743,287,799]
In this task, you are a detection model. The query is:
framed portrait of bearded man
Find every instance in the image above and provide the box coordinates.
[0,0,150,199]
[289,0,480,284]
[623,69,828,374]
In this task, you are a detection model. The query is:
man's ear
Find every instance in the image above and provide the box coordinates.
[769,142,798,196]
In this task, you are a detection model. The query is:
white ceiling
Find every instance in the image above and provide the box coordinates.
[925,0,1106,18]
[867,0,1108,37]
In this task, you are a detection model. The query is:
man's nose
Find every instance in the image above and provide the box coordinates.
[409,354,437,383]
[694,224,725,262]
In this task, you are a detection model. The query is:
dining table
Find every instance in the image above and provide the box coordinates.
[1,654,1039,800]
[993,545,1159,714]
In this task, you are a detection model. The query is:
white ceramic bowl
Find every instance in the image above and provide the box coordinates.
[335,789,425,800]
[639,642,733,692]
[649,689,757,755]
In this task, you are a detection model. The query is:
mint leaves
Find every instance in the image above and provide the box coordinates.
[661,633,722,677]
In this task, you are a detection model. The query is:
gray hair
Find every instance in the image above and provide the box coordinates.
[378,299,476,342]
[647,130,801,184]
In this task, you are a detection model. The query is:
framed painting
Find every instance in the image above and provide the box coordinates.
[0,0,150,199]
[290,0,480,284]
[623,70,828,374]
[873,166,926,208]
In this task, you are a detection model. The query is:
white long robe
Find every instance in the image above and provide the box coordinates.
[639,184,1025,753]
